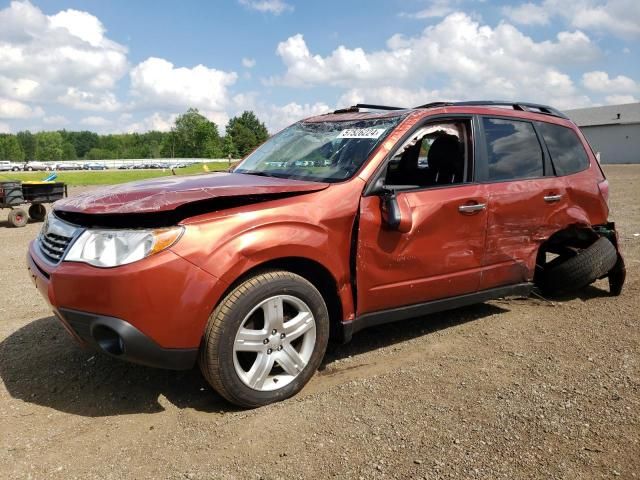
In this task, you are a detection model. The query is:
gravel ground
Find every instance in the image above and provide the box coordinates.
[0,166,638,479]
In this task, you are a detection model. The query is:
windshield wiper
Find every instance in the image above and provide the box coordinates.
[237,170,273,177]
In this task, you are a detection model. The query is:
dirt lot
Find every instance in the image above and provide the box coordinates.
[0,165,638,479]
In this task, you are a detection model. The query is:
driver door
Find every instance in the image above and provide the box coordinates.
[355,118,489,315]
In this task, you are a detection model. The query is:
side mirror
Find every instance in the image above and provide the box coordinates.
[381,189,413,233]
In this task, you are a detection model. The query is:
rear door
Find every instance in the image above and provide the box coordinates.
[477,116,569,289]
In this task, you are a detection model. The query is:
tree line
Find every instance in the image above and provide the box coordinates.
[0,109,270,162]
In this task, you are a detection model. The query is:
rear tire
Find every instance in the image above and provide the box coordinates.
[199,271,330,408]
[539,236,618,295]
[8,208,28,227]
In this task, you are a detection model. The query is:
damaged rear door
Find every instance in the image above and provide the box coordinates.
[477,116,569,289]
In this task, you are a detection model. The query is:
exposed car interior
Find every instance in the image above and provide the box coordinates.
[385,121,470,188]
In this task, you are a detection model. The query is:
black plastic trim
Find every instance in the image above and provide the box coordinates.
[342,283,533,342]
[415,101,569,119]
[58,308,198,370]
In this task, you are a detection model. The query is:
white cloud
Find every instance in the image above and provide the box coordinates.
[43,115,69,125]
[130,57,237,113]
[231,93,330,132]
[604,94,638,104]
[80,115,112,127]
[0,97,43,118]
[121,112,177,133]
[504,1,640,39]
[242,57,256,68]
[401,0,456,19]
[238,0,293,15]
[262,102,330,132]
[57,88,121,111]
[502,2,550,25]
[0,1,128,91]
[582,71,638,93]
[0,76,40,100]
[0,0,127,117]
[339,87,442,109]
[274,13,597,109]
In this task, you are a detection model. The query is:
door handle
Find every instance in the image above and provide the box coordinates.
[458,203,486,213]
[544,194,562,203]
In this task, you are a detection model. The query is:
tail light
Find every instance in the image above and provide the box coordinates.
[598,179,609,204]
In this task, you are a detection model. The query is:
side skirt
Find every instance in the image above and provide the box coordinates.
[342,282,533,342]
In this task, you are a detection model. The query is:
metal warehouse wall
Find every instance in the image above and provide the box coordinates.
[580,124,640,164]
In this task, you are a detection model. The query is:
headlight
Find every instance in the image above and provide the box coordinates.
[64,227,184,268]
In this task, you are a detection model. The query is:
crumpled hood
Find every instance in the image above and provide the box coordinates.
[54,172,329,215]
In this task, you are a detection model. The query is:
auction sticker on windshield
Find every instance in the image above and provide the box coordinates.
[337,128,386,139]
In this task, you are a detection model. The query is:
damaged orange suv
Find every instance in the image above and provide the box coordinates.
[28,101,625,407]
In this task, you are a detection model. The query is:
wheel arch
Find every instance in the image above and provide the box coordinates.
[216,256,347,343]
[533,223,604,284]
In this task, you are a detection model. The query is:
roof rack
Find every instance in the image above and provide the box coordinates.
[414,100,568,119]
[333,103,406,114]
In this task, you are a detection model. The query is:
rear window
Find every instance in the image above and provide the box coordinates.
[482,118,543,181]
[536,122,590,175]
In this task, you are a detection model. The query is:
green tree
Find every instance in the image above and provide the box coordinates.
[62,142,77,160]
[225,111,269,157]
[221,134,238,158]
[35,131,64,161]
[0,134,25,161]
[85,147,115,160]
[16,131,36,161]
[171,108,222,158]
[61,130,99,158]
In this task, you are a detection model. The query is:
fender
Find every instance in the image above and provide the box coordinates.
[170,182,363,326]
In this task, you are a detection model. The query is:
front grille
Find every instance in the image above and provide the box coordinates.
[40,231,73,262]
[37,213,81,264]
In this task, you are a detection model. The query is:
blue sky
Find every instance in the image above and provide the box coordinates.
[0,0,638,134]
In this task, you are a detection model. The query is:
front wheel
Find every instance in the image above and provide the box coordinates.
[199,271,330,408]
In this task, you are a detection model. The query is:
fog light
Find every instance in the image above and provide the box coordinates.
[93,325,125,356]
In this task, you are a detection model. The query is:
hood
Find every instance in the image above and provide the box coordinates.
[54,172,329,215]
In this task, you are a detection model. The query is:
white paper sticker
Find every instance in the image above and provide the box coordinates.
[337,128,386,139]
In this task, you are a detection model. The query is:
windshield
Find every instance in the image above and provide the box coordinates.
[234,116,404,183]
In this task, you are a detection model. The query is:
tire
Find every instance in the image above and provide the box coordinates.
[540,236,618,294]
[199,271,330,408]
[8,208,28,228]
[28,204,46,222]
[27,167,33,171]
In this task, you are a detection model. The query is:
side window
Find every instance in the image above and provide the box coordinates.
[482,118,543,181]
[536,122,590,175]
[385,120,471,188]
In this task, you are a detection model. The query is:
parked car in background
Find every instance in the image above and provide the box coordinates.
[118,163,136,170]
[83,162,108,170]
[0,161,12,171]
[27,100,625,408]
[24,161,51,171]
[56,162,83,171]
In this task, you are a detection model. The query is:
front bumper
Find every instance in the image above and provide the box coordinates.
[27,240,225,370]
[55,308,198,370]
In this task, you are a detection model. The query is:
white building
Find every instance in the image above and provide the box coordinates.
[565,102,640,164]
